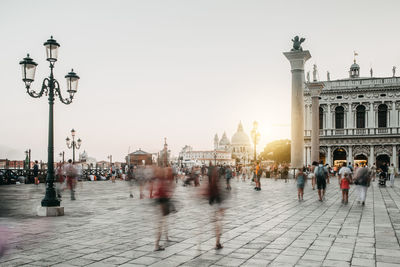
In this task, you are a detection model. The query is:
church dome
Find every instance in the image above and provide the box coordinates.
[231,122,251,145]
[219,132,230,146]
[351,62,359,69]
[349,59,360,78]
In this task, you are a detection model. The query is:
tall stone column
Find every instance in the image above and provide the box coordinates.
[368,102,375,128]
[369,146,375,166]
[304,105,309,131]
[327,146,332,166]
[392,145,397,168]
[307,82,324,164]
[326,104,332,135]
[391,101,396,127]
[307,147,311,166]
[284,50,311,168]
[348,104,353,128]
[348,146,353,164]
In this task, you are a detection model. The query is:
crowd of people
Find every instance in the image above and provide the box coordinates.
[295,161,397,204]
[38,158,397,252]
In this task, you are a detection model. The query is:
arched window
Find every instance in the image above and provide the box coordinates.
[378,104,388,128]
[335,106,344,129]
[319,107,324,129]
[356,105,366,128]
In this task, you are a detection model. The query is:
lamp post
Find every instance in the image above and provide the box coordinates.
[20,36,80,208]
[59,151,65,164]
[66,129,82,163]
[25,149,31,169]
[250,121,261,163]
[107,155,112,169]
[213,149,217,165]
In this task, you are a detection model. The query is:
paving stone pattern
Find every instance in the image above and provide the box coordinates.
[1,178,400,266]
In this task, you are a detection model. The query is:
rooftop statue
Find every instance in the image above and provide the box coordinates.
[313,64,317,81]
[291,36,305,51]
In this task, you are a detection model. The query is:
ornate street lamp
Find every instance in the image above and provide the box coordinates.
[66,128,82,163]
[24,149,31,170]
[213,149,217,166]
[20,36,80,207]
[59,151,65,164]
[251,121,261,162]
[107,155,112,169]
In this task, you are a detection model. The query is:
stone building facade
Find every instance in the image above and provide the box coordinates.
[126,149,153,166]
[179,145,235,166]
[178,122,252,166]
[304,60,400,170]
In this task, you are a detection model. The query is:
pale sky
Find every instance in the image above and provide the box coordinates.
[1,0,400,162]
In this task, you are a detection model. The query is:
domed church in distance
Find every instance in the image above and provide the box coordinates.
[214,121,253,163]
[179,121,254,166]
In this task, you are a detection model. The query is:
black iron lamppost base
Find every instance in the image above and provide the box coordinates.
[41,188,60,207]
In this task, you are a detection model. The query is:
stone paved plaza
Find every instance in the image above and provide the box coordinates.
[1,178,400,267]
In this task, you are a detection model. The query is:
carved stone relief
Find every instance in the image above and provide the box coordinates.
[374,145,392,156]
[352,145,370,157]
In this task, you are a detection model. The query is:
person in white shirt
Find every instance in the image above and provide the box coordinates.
[338,162,351,204]
[388,164,396,187]
[64,159,78,200]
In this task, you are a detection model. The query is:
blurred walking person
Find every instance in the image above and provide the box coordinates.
[127,165,135,198]
[55,162,65,199]
[354,164,371,205]
[309,162,317,190]
[64,159,78,200]
[225,166,232,190]
[110,164,116,183]
[371,163,377,181]
[241,167,247,181]
[389,163,396,187]
[296,167,306,201]
[282,164,289,183]
[135,165,145,199]
[33,160,39,186]
[314,161,327,201]
[207,163,226,249]
[154,166,175,251]
[338,162,351,204]
[254,163,261,190]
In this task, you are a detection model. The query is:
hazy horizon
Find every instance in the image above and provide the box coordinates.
[1,0,400,162]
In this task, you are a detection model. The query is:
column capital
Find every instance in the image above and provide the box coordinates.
[395,101,400,110]
[306,81,324,97]
[283,50,311,70]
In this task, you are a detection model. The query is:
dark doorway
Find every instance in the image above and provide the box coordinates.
[333,148,347,167]
[376,154,390,170]
[319,152,326,164]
